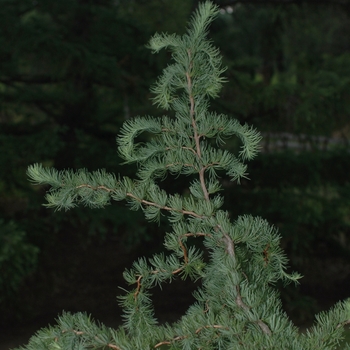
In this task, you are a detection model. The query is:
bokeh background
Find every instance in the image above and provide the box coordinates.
[1,0,350,348]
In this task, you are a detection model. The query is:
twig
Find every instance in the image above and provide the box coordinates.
[133,275,142,300]
[195,324,228,334]
[76,184,114,192]
[155,335,187,348]
[126,192,205,219]
[235,285,272,336]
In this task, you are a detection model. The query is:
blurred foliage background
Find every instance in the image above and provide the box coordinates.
[1,0,350,341]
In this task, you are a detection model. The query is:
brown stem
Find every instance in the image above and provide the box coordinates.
[74,183,204,219]
[195,324,228,334]
[155,325,228,348]
[133,232,210,302]
[133,275,142,300]
[155,335,186,348]
[183,232,211,238]
[179,232,212,265]
[126,192,204,219]
[178,237,189,264]
[337,319,350,329]
[222,232,235,258]
[76,184,113,192]
[165,146,197,156]
[107,344,122,350]
[256,320,272,336]
[235,285,272,336]
[216,224,236,261]
[154,341,171,348]
[199,168,210,202]
[165,162,197,169]
[171,266,185,275]
[217,226,271,336]
[263,243,270,266]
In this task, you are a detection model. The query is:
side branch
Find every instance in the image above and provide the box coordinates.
[133,266,186,301]
[235,283,272,336]
[155,335,187,348]
[126,192,204,218]
[217,224,235,259]
[133,275,143,300]
[133,232,210,300]
[154,324,229,348]
[69,182,207,219]
[217,225,272,336]
[179,232,212,264]
[195,324,229,334]
[76,184,114,192]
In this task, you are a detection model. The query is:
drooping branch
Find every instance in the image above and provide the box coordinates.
[179,232,212,264]
[126,192,204,219]
[63,181,206,218]
[154,324,229,348]
[133,232,210,301]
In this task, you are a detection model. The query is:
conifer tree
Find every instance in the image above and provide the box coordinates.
[21,2,349,349]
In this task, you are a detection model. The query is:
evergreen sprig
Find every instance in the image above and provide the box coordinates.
[22,2,350,349]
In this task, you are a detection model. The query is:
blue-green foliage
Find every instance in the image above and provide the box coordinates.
[21,2,350,349]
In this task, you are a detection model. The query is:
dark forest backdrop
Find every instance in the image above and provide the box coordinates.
[1,0,350,346]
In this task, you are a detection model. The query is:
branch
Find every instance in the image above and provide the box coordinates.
[133,232,210,300]
[133,266,186,301]
[77,184,114,192]
[155,325,229,349]
[186,49,210,202]
[126,192,204,219]
[235,285,272,335]
[337,319,350,328]
[216,224,236,259]
[222,233,235,258]
[216,225,272,336]
[63,182,206,219]
[195,324,229,334]
[179,232,212,264]
[155,335,187,348]
[133,275,142,300]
